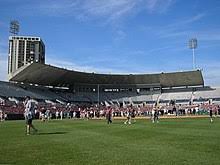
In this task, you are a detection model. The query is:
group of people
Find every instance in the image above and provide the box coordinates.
[2,96,219,135]
[106,108,137,125]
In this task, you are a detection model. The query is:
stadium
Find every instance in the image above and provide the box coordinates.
[1,61,220,119]
[1,43,220,164]
[1,61,220,164]
[1,27,219,121]
[1,3,220,163]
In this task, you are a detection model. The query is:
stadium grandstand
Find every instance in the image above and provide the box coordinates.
[3,62,210,104]
[1,34,219,120]
[0,61,220,120]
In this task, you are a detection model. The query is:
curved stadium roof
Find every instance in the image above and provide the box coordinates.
[9,63,204,88]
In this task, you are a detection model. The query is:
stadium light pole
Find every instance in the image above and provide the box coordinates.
[9,20,19,36]
[189,38,197,70]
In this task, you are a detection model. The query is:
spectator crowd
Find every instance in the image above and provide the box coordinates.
[0,98,220,121]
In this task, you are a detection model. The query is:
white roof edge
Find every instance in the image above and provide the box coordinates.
[9,35,41,40]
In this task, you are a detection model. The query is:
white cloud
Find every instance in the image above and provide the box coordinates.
[36,0,80,16]
[199,61,220,87]
[146,0,158,11]
[46,57,127,74]
[46,55,166,75]
[146,0,175,13]
[0,38,8,81]
[204,70,220,87]
[168,13,206,28]
[197,30,220,41]
[46,57,93,72]
[154,27,220,44]
[0,53,8,81]
[113,30,127,43]
[21,0,175,23]
[155,13,206,38]
[81,0,137,19]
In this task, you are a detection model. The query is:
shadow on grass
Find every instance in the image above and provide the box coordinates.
[37,131,68,135]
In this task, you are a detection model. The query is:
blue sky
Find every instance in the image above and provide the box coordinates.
[0,0,220,86]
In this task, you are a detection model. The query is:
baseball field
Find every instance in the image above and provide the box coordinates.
[0,118,220,165]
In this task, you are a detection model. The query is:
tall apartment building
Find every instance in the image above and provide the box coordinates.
[8,36,45,78]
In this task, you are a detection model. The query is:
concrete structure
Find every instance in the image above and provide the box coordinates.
[9,63,204,93]
[8,36,45,79]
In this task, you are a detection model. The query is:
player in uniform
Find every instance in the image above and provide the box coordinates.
[24,96,38,135]
[153,109,159,123]
[106,108,112,124]
[0,109,3,122]
[209,107,213,123]
[124,109,131,125]
[131,109,136,123]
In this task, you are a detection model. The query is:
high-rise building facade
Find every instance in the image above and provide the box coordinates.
[8,36,45,78]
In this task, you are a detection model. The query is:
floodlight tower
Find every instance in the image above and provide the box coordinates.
[9,20,19,36]
[189,38,197,70]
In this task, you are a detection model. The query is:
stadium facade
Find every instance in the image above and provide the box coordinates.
[1,35,219,106]
[7,60,215,104]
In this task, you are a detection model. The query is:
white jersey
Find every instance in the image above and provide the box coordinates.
[0,110,3,120]
[152,110,155,115]
[126,111,131,117]
[24,100,35,119]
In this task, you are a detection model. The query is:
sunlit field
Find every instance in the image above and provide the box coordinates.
[0,118,220,165]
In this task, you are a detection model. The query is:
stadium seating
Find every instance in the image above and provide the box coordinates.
[0,81,219,108]
[194,88,220,99]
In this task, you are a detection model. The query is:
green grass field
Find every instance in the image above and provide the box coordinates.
[0,118,220,165]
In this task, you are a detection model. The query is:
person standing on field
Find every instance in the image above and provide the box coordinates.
[131,109,136,123]
[106,107,112,124]
[124,109,131,125]
[209,107,213,123]
[0,109,3,122]
[24,96,38,135]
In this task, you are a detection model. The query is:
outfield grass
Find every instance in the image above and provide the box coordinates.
[0,118,220,165]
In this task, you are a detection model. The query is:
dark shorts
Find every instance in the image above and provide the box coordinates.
[26,118,32,125]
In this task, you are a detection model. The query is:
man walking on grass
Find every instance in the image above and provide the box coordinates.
[24,96,38,135]
[124,109,131,125]
[106,107,112,124]
[209,107,213,123]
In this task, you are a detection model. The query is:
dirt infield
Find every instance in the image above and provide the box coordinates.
[113,115,212,120]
